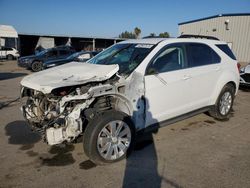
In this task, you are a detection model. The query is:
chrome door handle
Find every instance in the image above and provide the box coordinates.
[183,75,191,80]
[214,66,221,71]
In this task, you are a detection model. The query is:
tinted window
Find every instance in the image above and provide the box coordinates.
[187,43,220,67]
[46,50,57,57]
[1,47,12,51]
[216,44,236,60]
[147,44,186,74]
[59,50,71,56]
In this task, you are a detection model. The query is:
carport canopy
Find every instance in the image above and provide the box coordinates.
[0,25,18,38]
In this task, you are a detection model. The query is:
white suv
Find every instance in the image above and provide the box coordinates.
[20,36,240,164]
[0,47,19,60]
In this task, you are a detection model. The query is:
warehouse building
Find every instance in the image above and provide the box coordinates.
[178,13,250,65]
[18,33,122,56]
[0,25,123,56]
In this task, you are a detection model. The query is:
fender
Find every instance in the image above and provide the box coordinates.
[210,69,239,105]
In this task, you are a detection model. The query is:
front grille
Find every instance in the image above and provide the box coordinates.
[241,73,250,83]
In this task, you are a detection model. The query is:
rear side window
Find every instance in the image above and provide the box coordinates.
[46,50,57,57]
[216,44,236,60]
[186,43,221,67]
[59,50,71,56]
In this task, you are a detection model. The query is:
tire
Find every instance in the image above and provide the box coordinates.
[83,110,135,165]
[7,54,14,60]
[31,61,43,72]
[209,84,235,120]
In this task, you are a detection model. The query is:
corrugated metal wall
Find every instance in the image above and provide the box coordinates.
[179,16,250,65]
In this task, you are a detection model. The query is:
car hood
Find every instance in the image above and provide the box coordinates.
[19,55,36,60]
[21,62,119,94]
[44,58,70,65]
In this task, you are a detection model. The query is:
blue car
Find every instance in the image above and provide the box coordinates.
[43,51,99,69]
[18,46,75,72]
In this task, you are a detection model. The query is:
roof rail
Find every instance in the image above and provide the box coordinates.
[178,34,219,41]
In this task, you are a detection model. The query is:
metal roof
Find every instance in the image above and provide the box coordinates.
[0,25,18,38]
[178,13,250,25]
[18,32,124,40]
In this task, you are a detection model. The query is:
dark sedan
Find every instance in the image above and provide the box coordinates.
[18,46,75,72]
[240,63,250,86]
[43,51,99,69]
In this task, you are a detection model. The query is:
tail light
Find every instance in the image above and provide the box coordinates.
[237,63,241,73]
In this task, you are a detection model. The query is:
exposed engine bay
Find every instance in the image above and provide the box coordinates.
[20,72,145,145]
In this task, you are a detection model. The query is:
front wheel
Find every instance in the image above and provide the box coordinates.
[83,110,135,165]
[209,84,235,120]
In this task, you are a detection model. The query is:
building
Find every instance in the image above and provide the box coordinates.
[0,25,124,56]
[178,13,250,65]
[0,25,18,49]
[18,33,123,56]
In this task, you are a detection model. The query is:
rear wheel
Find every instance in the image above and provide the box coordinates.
[31,61,43,72]
[7,54,14,60]
[83,110,135,165]
[209,84,235,120]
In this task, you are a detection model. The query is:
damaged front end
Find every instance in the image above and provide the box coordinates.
[21,84,95,145]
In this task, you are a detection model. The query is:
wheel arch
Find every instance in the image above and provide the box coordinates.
[210,71,239,105]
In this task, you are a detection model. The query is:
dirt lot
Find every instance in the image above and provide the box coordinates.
[0,60,250,188]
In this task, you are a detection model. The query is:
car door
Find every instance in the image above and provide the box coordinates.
[45,49,58,61]
[58,49,71,59]
[183,43,222,110]
[144,43,190,126]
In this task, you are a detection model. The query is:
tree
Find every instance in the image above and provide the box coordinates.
[149,33,156,37]
[159,32,170,38]
[134,27,141,39]
[119,31,136,39]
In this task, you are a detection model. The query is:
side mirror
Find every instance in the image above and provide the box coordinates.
[146,67,158,75]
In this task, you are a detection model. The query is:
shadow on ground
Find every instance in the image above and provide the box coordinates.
[5,120,41,150]
[239,85,250,92]
[0,72,27,81]
[39,144,76,166]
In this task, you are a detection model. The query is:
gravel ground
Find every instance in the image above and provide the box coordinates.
[0,60,250,188]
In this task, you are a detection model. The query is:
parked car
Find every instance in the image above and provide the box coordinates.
[240,63,250,86]
[20,36,240,165]
[0,47,19,60]
[18,46,75,72]
[43,51,99,69]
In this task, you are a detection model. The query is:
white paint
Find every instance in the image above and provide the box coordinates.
[21,62,119,93]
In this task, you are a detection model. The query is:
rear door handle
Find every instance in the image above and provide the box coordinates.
[183,75,192,80]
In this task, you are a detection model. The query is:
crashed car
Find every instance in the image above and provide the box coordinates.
[240,63,250,86]
[20,37,240,164]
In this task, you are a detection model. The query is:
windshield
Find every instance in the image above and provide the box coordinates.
[36,49,48,56]
[88,43,155,75]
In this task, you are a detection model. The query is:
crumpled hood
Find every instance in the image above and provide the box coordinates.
[21,62,119,94]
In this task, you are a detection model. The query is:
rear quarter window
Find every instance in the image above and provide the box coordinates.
[186,43,221,68]
[216,44,236,60]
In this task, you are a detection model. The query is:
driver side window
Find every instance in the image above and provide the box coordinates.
[147,44,186,74]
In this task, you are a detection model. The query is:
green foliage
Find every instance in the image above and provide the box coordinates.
[119,31,136,39]
[119,27,141,39]
[134,27,141,38]
[159,32,170,38]
[149,33,156,37]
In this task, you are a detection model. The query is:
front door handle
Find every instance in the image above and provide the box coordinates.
[214,66,221,71]
[183,75,192,80]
